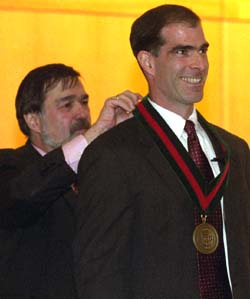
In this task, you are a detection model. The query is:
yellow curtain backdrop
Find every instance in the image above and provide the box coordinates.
[0,0,249,148]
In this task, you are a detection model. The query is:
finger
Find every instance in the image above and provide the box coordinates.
[118,90,142,104]
[111,91,142,112]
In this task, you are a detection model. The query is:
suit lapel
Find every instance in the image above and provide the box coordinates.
[197,112,229,170]
[135,120,193,199]
[197,113,233,205]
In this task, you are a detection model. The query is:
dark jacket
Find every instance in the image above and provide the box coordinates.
[75,114,250,299]
[0,141,78,299]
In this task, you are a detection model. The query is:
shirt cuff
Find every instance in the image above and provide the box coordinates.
[62,135,88,173]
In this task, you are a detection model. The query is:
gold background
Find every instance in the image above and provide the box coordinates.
[0,0,249,148]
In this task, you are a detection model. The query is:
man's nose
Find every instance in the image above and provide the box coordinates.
[190,52,208,70]
[73,101,89,118]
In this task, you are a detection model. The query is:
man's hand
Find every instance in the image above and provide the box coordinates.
[84,90,141,144]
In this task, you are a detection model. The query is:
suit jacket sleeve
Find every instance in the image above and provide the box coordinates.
[74,139,134,299]
[244,142,250,191]
[0,145,76,229]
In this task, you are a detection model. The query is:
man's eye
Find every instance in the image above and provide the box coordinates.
[175,49,186,55]
[199,48,208,54]
[80,99,88,106]
[63,102,72,109]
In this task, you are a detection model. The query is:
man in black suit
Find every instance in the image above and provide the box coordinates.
[75,5,250,299]
[0,63,139,298]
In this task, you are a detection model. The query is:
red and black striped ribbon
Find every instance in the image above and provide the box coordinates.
[133,97,230,214]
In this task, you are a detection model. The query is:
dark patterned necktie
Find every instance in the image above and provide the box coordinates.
[184,120,232,299]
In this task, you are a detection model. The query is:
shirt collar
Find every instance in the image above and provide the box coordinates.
[32,144,46,156]
[147,98,198,139]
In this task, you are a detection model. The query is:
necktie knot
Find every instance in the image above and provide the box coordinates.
[184,120,196,140]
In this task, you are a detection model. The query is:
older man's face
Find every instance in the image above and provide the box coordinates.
[39,79,91,151]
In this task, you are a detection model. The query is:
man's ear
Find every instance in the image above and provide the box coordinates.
[23,113,42,133]
[137,50,155,76]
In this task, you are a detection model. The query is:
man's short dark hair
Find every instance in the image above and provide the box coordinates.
[130,4,201,57]
[15,63,81,136]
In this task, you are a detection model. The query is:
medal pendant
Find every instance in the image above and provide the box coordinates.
[193,215,219,254]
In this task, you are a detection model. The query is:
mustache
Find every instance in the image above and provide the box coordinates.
[70,118,91,135]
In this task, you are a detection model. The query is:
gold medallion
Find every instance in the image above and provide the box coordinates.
[193,215,219,254]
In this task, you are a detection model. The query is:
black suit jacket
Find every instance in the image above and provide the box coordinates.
[0,141,78,299]
[75,113,250,299]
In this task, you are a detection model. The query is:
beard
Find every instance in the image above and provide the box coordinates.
[41,117,91,150]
